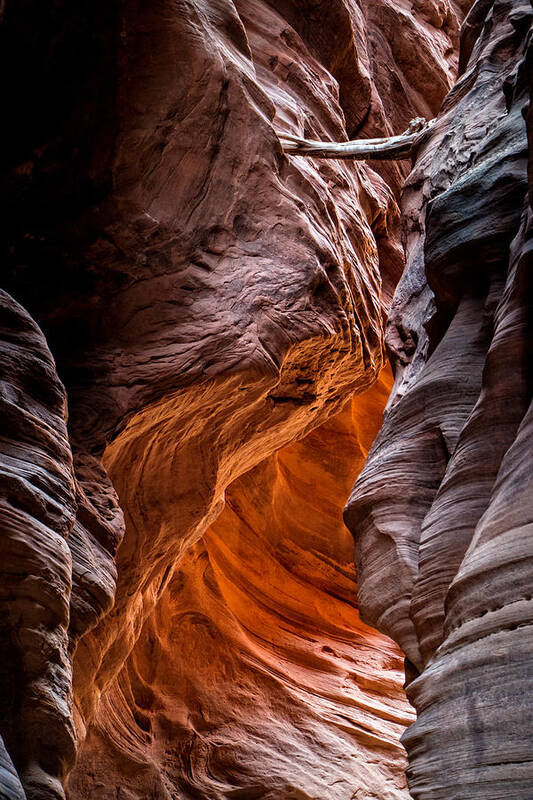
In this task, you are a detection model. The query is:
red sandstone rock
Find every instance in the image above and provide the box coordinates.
[0,1,468,798]
[68,374,417,800]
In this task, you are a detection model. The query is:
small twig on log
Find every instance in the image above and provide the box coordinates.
[278,117,433,161]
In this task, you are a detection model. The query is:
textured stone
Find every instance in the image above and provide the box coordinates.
[0,738,25,800]
[68,373,416,800]
[0,0,470,798]
[345,1,533,797]
[0,291,76,799]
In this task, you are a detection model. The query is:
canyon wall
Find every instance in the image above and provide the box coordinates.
[67,373,416,800]
[345,1,533,797]
[6,0,531,799]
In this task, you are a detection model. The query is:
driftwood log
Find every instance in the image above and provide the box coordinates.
[279,117,433,160]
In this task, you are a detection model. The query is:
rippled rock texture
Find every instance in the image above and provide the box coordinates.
[67,373,416,800]
[346,1,533,797]
[1,0,470,798]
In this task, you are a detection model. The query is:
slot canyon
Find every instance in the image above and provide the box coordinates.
[0,0,531,798]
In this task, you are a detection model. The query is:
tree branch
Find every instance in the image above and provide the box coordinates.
[278,117,433,161]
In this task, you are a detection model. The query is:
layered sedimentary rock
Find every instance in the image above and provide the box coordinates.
[0,0,471,798]
[0,292,76,798]
[68,372,416,800]
[346,1,533,797]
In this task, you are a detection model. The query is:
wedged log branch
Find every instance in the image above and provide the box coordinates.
[279,117,433,161]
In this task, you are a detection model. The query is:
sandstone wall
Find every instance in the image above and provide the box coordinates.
[345,2,533,797]
[0,1,474,798]
[67,373,417,800]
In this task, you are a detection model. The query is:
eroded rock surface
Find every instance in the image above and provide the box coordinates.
[0,291,76,798]
[68,373,417,800]
[346,1,533,797]
[0,0,470,798]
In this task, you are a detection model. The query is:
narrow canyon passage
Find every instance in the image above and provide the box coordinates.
[1,1,532,799]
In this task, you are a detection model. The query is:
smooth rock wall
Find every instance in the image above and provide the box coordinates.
[68,373,416,800]
[345,1,533,797]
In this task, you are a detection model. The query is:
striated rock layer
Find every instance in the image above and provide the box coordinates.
[0,0,469,798]
[345,1,533,797]
[0,291,76,798]
[68,372,415,800]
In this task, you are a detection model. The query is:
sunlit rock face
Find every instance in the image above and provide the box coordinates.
[68,372,417,800]
[345,1,533,797]
[1,0,467,798]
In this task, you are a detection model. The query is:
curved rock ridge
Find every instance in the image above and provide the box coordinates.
[0,291,76,798]
[345,1,533,797]
[67,371,416,800]
[0,0,469,798]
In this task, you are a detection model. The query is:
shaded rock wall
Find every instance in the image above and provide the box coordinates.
[345,1,533,797]
[0,292,76,797]
[0,0,469,798]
